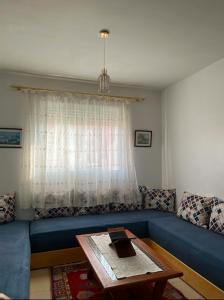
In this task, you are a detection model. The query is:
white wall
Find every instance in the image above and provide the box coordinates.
[162,58,224,204]
[0,71,161,218]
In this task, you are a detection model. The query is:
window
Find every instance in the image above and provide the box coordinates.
[20,92,138,209]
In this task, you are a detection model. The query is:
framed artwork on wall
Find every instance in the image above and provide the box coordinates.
[134,130,152,147]
[0,128,22,148]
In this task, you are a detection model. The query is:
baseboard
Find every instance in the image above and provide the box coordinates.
[143,239,224,300]
[31,239,224,299]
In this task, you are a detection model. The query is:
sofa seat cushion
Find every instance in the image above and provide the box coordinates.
[0,221,30,299]
[148,215,224,289]
[30,210,173,252]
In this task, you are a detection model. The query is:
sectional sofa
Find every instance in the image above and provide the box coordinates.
[0,220,30,299]
[1,208,224,299]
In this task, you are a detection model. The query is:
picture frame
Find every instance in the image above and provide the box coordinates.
[0,128,22,148]
[134,130,152,147]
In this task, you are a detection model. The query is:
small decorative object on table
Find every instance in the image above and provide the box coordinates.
[108,227,136,258]
[0,128,22,148]
[134,130,152,147]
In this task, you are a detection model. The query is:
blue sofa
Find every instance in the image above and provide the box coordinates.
[1,209,224,299]
[30,210,224,290]
[30,210,172,252]
[148,215,224,290]
[0,221,30,299]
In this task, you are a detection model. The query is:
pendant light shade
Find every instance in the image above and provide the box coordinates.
[98,68,110,93]
[98,29,111,93]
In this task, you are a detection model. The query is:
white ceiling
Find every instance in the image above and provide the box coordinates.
[1,0,224,89]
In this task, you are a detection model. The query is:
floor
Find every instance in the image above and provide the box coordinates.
[30,268,204,299]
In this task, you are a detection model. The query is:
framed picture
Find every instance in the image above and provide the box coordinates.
[0,128,22,148]
[134,130,152,147]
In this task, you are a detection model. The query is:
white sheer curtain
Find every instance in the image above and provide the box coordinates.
[19,91,138,209]
[161,94,169,188]
[161,93,174,189]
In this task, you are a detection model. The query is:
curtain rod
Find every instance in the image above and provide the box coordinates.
[11,85,144,102]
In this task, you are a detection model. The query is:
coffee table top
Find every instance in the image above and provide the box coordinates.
[76,229,182,290]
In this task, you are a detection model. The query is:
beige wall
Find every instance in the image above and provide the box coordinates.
[162,58,224,204]
[0,71,162,218]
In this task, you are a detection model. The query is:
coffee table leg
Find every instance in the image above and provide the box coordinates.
[152,279,167,300]
[87,267,94,280]
[107,288,130,300]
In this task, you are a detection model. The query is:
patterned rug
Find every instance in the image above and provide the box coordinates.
[51,261,186,300]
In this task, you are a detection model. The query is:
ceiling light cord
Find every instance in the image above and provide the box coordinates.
[104,37,106,70]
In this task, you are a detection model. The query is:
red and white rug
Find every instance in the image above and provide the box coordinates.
[51,261,186,300]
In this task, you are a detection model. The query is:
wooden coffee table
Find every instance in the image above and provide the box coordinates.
[76,229,182,300]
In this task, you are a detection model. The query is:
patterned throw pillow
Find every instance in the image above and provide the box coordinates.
[209,198,224,234]
[138,185,148,195]
[0,193,16,224]
[34,207,74,220]
[177,192,213,228]
[109,201,143,213]
[73,204,110,216]
[139,187,176,212]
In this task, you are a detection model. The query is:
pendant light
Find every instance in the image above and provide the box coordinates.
[98,29,110,93]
